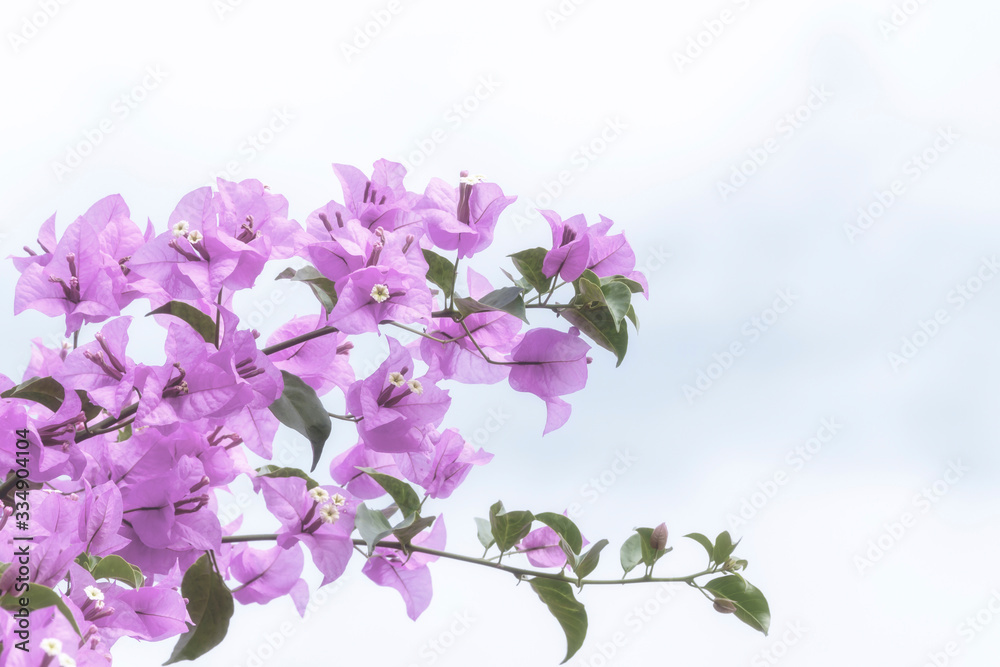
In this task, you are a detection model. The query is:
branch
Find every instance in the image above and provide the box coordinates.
[261,326,340,356]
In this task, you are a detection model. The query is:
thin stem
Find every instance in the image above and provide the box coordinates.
[385,321,452,344]
[214,289,223,350]
[218,533,716,586]
[524,303,575,311]
[72,330,79,350]
[327,412,362,423]
[262,326,340,356]
[75,403,139,443]
[459,321,517,366]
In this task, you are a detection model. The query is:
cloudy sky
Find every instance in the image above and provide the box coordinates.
[2,0,999,665]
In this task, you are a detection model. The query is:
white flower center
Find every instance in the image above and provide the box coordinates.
[332,493,347,507]
[308,487,330,503]
[172,221,190,237]
[407,379,424,395]
[370,284,390,303]
[84,585,104,602]
[459,174,486,185]
[41,638,63,656]
[58,655,77,667]
[319,504,340,524]
[388,371,406,387]
[188,230,204,243]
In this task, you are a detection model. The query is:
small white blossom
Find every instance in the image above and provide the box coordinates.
[84,585,104,602]
[319,504,340,524]
[370,284,390,303]
[172,221,190,237]
[407,379,424,395]
[388,371,406,387]
[459,173,486,185]
[308,487,330,503]
[332,493,346,507]
[58,655,77,667]
[188,230,203,243]
[41,638,62,656]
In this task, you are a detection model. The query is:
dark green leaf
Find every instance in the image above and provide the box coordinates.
[455,287,529,324]
[421,249,457,301]
[704,576,771,635]
[575,270,606,307]
[635,527,657,567]
[685,532,715,561]
[147,301,216,345]
[600,274,645,294]
[91,554,145,588]
[0,584,81,636]
[276,265,339,315]
[489,501,534,552]
[535,512,583,555]
[599,280,632,331]
[393,515,436,547]
[358,467,421,518]
[500,267,533,292]
[528,578,588,664]
[509,247,553,295]
[573,538,609,580]
[625,303,639,330]
[355,502,394,556]
[713,531,739,564]
[254,465,319,490]
[474,517,496,551]
[76,390,103,421]
[268,370,332,472]
[1,376,64,412]
[165,555,234,664]
[620,533,643,576]
[75,553,101,572]
[562,303,629,367]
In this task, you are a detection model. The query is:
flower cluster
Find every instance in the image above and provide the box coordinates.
[0,160,646,663]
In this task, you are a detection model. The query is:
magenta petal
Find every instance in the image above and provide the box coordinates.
[230,543,305,606]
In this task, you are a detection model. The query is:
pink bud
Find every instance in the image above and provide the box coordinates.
[650,522,668,551]
[713,599,737,614]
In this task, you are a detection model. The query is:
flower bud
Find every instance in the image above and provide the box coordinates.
[650,522,668,551]
[723,557,743,572]
[713,599,737,614]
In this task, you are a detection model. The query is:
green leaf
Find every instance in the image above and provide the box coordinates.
[704,576,771,635]
[276,265,339,315]
[474,517,496,551]
[562,303,629,367]
[509,247,553,295]
[1,376,65,412]
[75,552,101,572]
[116,422,133,443]
[355,502,395,556]
[500,267,533,292]
[599,280,632,331]
[165,555,234,664]
[535,512,583,556]
[620,533,643,576]
[254,465,319,490]
[76,390,103,421]
[455,287,529,324]
[421,249,457,301]
[91,554,145,588]
[528,578,588,664]
[0,584,82,636]
[147,301,216,345]
[600,274,645,294]
[713,531,739,565]
[685,532,715,561]
[489,501,534,552]
[393,515,436,547]
[625,303,639,330]
[267,370,332,472]
[575,270,606,307]
[358,467,421,518]
[573,538,609,580]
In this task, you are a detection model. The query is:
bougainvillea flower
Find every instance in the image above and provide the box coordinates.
[328,265,432,335]
[346,337,450,453]
[332,159,423,232]
[328,441,403,499]
[507,327,590,434]
[540,211,648,293]
[397,428,493,499]
[417,173,516,259]
[267,316,355,397]
[516,518,589,569]
[57,316,137,418]
[362,515,446,620]
[228,542,307,608]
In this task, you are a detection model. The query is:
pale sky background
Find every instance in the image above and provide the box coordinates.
[2,1,1000,665]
